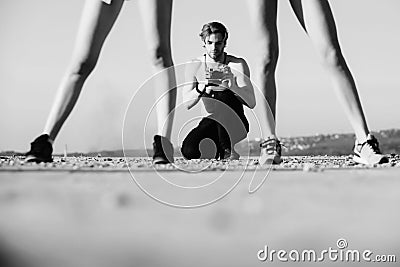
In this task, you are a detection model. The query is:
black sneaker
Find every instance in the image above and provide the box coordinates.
[25,134,53,163]
[152,135,174,164]
[220,148,240,160]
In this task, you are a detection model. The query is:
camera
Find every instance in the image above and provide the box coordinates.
[205,66,230,86]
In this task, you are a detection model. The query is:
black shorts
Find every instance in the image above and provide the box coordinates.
[181,90,249,160]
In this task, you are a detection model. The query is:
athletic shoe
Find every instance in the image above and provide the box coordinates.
[353,134,389,165]
[220,148,240,160]
[25,134,53,163]
[259,136,282,165]
[152,135,174,164]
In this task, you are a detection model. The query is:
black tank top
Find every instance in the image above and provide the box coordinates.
[204,53,249,132]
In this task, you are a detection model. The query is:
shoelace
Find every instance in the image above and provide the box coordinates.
[363,138,381,154]
[260,138,284,154]
[260,138,277,147]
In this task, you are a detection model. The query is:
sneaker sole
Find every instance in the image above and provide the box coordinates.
[353,154,389,165]
[152,156,174,165]
[352,155,369,165]
[259,154,282,165]
[24,155,53,163]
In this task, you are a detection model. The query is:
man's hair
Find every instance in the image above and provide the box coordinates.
[199,21,228,44]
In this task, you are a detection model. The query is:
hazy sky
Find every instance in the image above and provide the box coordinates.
[1,0,399,153]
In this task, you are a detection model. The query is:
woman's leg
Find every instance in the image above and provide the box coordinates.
[246,0,283,164]
[246,0,279,138]
[138,0,176,140]
[289,0,369,142]
[44,0,124,141]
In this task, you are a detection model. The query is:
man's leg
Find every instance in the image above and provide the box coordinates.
[246,0,282,164]
[26,0,124,162]
[211,91,249,160]
[216,120,248,160]
[181,118,219,160]
[138,0,177,164]
[289,0,387,164]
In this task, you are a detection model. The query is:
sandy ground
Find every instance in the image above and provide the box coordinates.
[0,156,399,267]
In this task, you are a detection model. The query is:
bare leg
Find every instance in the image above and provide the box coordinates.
[246,0,278,138]
[289,0,369,142]
[138,0,176,140]
[43,0,124,141]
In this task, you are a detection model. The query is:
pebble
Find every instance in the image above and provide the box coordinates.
[0,155,399,171]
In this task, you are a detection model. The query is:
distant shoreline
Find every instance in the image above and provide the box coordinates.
[3,129,399,157]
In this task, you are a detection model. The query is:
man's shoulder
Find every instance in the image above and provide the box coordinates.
[226,54,247,65]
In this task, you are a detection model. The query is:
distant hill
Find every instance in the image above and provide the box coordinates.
[2,129,400,157]
[238,128,400,156]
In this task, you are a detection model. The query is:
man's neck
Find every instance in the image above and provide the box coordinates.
[205,52,226,64]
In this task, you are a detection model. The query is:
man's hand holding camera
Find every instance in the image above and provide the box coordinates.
[221,66,236,90]
[205,66,236,93]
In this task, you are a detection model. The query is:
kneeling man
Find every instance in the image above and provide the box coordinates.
[182,22,256,160]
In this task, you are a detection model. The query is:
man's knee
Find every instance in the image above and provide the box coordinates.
[181,143,200,160]
[181,137,218,159]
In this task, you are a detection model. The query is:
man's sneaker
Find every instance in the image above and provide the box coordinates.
[259,136,282,165]
[220,148,240,160]
[353,134,389,165]
[152,135,174,164]
[25,134,53,163]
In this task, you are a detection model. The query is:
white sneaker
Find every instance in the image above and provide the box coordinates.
[259,136,283,165]
[353,134,388,165]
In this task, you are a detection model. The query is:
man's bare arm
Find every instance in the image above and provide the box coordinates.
[229,58,256,109]
[182,60,203,110]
